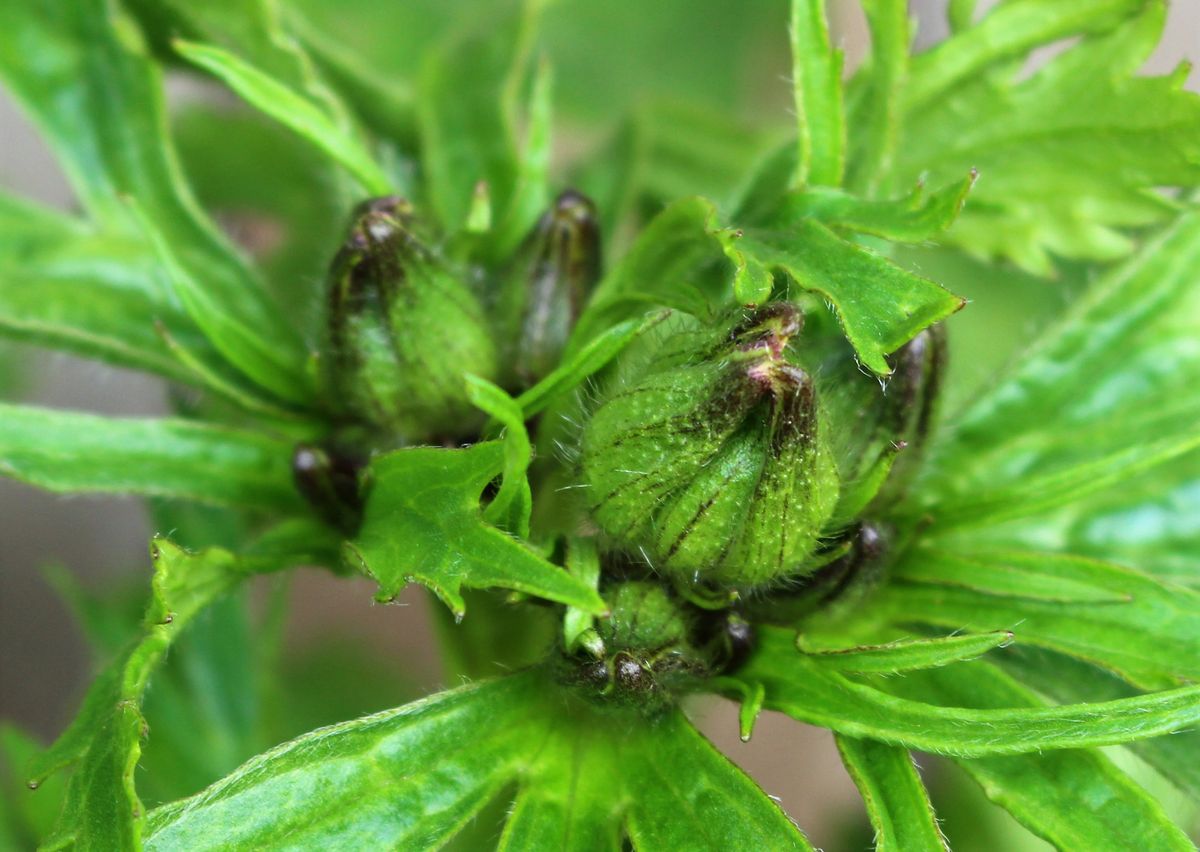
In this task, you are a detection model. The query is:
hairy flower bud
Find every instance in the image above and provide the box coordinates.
[321,197,497,440]
[496,190,601,388]
[579,303,839,589]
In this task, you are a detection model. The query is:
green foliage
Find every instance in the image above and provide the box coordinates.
[143,671,810,851]
[1,0,1199,848]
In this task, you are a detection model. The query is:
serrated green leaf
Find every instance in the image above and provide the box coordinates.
[772,174,976,243]
[876,661,1194,851]
[834,736,946,852]
[145,671,810,851]
[0,403,302,510]
[734,626,1200,757]
[417,0,544,233]
[845,0,910,195]
[173,39,391,196]
[0,0,311,396]
[29,539,266,850]
[880,546,1200,690]
[739,221,964,374]
[790,0,844,186]
[899,1,1200,271]
[798,630,1013,674]
[346,442,605,616]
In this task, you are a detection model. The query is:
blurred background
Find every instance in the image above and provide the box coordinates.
[1,1,1196,848]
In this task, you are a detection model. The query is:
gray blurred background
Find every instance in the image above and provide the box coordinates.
[1,1,1196,848]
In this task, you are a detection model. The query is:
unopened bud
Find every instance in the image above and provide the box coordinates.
[580,303,839,589]
[321,196,497,440]
[496,190,601,388]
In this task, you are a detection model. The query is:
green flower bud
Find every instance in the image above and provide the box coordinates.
[321,197,497,440]
[579,303,839,589]
[496,190,601,388]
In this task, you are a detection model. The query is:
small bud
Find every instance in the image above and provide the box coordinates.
[496,190,601,388]
[321,196,497,440]
[580,303,839,589]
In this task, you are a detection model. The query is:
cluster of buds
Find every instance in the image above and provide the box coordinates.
[564,580,751,707]
[302,189,946,694]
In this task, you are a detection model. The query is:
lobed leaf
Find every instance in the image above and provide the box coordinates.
[834,735,946,852]
[0,403,302,510]
[145,671,810,850]
[346,441,606,616]
[898,0,1200,271]
[734,626,1200,757]
[738,221,964,374]
[876,662,1195,850]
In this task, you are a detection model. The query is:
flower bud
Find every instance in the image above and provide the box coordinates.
[321,197,497,440]
[496,190,601,388]
[579,303,839,589]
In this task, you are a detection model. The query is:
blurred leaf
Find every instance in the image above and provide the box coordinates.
[174,40,391,196]
[416,0,543,232]
[0,726,68,848]
[491,57,554,258]
[576,102,780,247]
[0,0,311,399]
[283,9,417,147]
[170,106,347,345]
[28,539,263,849]
[145,671,810,850]
[879,546,1200,689]
[845,0,910,195]
[790,0,844,186]
[0,204,210,383]
[733,626,1200,757]
[797,630,1013,674]
[834,735,946,852]
[877,662,1194,850]
[0,403,302,510]
[899,1,1200,272]
[346,441,606,616]
[739,221,964,374]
